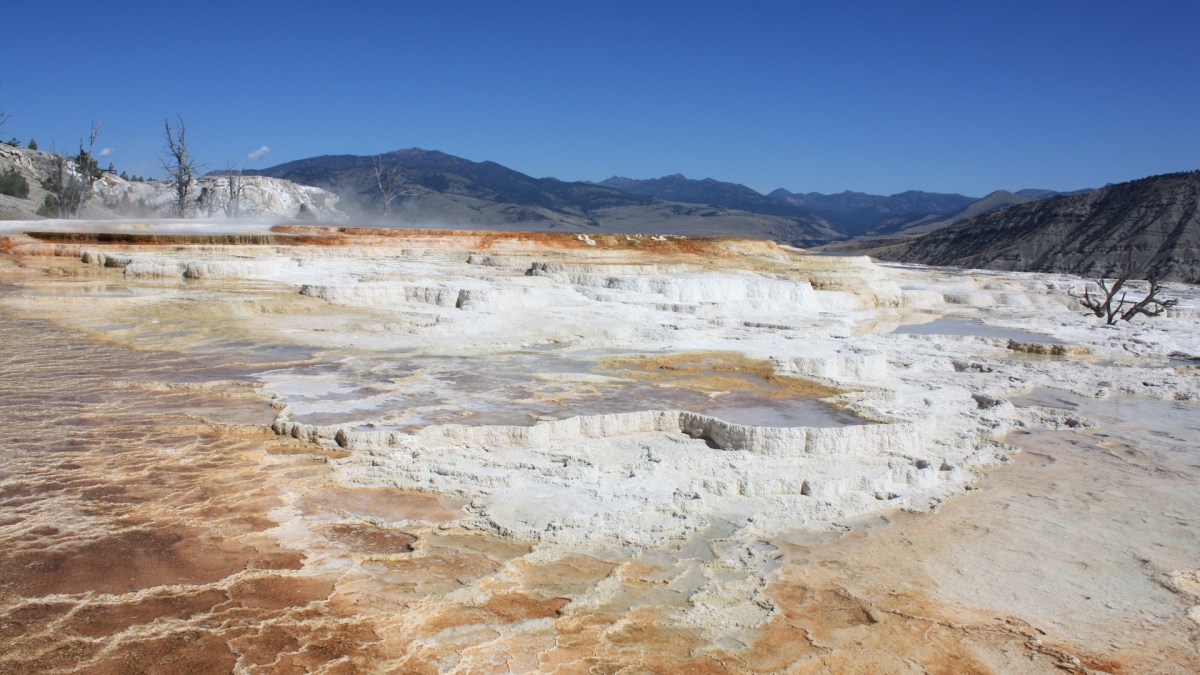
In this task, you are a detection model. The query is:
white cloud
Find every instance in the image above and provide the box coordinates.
[247,145,271,162]
[98,147,114,157]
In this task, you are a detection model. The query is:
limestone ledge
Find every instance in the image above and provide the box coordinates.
[267,407,985,547]
[527,268,862,312]
[298,281,552,311]
[272,409,931,458]
[525,260,693,276]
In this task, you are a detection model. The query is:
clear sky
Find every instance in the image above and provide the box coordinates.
[3,1,1197,197]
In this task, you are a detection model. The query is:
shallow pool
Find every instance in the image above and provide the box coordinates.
[892,318,1063,344]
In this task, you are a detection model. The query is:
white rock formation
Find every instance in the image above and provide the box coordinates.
[0,143,345,221]
[3,227,1198,558]
[95,174,346,221]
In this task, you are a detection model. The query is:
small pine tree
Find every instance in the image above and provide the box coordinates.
[36,194,58,216]
[5,137,16,147]
[27,138,37,151]
[119,170,129,180]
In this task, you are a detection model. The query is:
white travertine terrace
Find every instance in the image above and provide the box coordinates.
[2,224,1199,668]
[4,226,1195,561]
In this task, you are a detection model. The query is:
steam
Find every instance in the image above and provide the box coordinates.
[247,145,271,162]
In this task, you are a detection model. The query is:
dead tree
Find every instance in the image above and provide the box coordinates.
[1115,277,1177,322]
[38,124,102,219]
[39,151,83,218]
[372,154,415,218]
[196,185,220,217]
[1071,266,1178,324]
[161,116,198,217]
[70,121,103,217]
[224,162,246,219]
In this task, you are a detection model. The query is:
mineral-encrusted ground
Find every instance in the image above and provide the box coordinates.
[0,223,1197,673]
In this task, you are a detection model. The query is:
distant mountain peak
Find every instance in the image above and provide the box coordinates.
[982,189,1019,198]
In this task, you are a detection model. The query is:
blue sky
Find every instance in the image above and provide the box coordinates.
[3,1,1197,196]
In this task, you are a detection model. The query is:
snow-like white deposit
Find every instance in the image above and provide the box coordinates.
[6,235,1199,555]
[95,174,346,221]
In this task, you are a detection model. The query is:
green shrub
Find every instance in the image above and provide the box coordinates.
[0,167,29,198]
[36,194,58,216]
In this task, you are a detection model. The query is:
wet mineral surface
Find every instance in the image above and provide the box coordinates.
[1,226,1197,673]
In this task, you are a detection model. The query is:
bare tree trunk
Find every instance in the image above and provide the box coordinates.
[41,152,78,218]
[224,162,245,219]
[373,155,414,218]
[197,186,220,217]
[1118,277,1178,321]
[161,116,198,218]
[71,121,102,218]
[37,123,103,219]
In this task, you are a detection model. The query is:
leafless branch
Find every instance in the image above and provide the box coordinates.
[70,121,103,217]
[37,123,103,219]
[224,161,246,218]
[40,150,79,218]
[372,155,415,218]
[1118,277,1178,321]
[1069,254,1176,324]
[161,115,198,217]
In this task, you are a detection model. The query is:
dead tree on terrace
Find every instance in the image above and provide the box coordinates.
[196,185,220,217]
[161,116,198,217]
[39,150,82,218]
[38,122,103,218]
[1070,263,1178,324]
[372,154,415,218]
[224,161,247,218]
[70,121,103,217]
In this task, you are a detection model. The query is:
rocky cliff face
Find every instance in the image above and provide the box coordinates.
[95,174,347,222]
[877,171,1200,282]
[0,144,346,222]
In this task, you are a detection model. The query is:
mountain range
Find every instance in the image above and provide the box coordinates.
[243,148,1079,245]
[596,175,978,236]
[244,149,832,244]
[5,140,1194,283]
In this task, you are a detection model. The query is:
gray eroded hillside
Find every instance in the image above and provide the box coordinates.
[872,170,1200,282]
